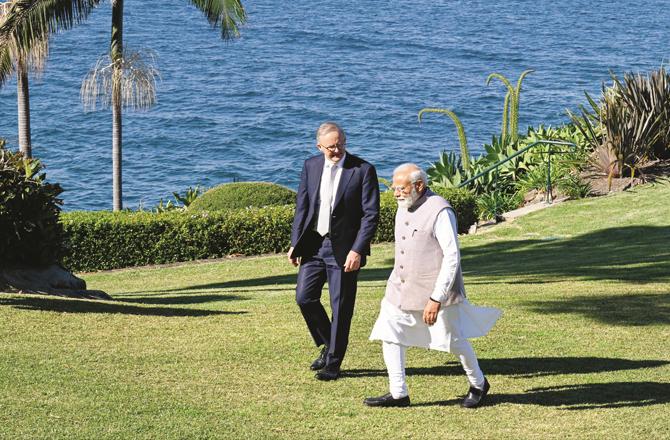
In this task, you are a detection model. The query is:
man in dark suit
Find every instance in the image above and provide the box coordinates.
[288,122,380,381]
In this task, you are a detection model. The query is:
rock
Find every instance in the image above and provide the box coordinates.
[0,265,112,300]
[524,189,539,204]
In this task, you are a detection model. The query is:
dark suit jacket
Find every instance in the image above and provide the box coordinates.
[290,153,380,267]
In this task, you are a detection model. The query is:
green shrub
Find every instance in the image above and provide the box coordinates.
[0,144,64,267]
[61,206,294,272]
[188,182,296,211]
[61,186,477,271]
[433,187,479,231]
[374,187,478,239]
[477,191,524,221]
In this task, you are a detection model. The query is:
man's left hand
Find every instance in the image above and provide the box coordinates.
[423,299,441,326]
[343,250,361,272]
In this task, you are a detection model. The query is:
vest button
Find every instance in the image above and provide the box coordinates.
[405,221,409,225]
[401,279,405,283]
[400,250,404,254]
[402,236,406,240]
[399,265,404,269]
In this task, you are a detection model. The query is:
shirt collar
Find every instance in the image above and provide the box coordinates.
[325,152,346,169]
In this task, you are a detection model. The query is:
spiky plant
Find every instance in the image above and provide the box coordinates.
[486,73,514,141]
[418,107,471,171]
[487,69,534,143]
[512,69,534,140]
[569,68,670,186]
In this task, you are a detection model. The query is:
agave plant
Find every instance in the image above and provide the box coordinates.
[173,185,203,208]
[487,69,534,143]
[418,107,471,171]
[427,150,464,188]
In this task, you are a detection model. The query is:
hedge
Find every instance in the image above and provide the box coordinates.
[189,182,296,211]
[61,187,477,272]
[61,207,295,272]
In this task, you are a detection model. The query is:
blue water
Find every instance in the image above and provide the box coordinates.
[1,0,668,211]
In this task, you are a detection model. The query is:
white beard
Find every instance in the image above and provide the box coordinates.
[396,187,421,210]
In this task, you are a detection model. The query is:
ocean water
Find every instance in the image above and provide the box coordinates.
[1,0,668,211]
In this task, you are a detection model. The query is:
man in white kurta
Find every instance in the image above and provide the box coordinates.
[365,163,501,408]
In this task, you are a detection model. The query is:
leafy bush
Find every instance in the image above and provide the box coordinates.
[61,206,295,272]
[188,182,296,211]
[477,191,523,222]
[0,143,64,267]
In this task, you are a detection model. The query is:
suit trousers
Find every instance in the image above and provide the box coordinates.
[295,236,359,370]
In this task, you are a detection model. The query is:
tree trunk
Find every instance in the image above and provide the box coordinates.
[112,88,122,211]
[111,0,123,211]
[16,55,32,158]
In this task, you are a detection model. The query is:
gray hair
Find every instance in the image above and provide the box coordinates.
[316,121,346,144]
[393,163,428,185]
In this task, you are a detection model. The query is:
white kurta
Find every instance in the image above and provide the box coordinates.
[369,208,502,353]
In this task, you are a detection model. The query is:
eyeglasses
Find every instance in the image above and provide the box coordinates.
[391,185,412,194]
[319,143,345,152]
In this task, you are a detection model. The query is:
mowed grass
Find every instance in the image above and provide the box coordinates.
[2,182,670,439]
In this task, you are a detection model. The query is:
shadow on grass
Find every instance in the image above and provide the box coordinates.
[462,225,670,283]
[114,293,248,306]
[415,382,670,410]
[132,267,394,295]
[0,296,246,317]
[344,356,669,379]
[525,293,670,326]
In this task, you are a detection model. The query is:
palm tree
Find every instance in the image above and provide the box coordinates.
[0,1,54,158]
[83,0,246,211]
[2,0,246,211]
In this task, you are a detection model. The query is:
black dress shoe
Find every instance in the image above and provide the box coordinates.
[462,378,490,408]
[364,393,410,408]
[310,346,328,371]
[314,367,340,381]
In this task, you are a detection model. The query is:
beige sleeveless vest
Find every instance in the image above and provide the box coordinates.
[384,190,466,311]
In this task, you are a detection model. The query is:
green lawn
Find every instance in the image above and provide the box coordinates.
[2,182,669,439]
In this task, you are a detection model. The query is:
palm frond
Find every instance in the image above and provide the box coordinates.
[81,47,159,111]
[188,0,246,40]
[0,0,99,55]
[0,45,13,86]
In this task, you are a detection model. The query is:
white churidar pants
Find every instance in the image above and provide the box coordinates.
[370,298,502,399]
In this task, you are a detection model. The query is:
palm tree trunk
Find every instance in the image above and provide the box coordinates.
[111,0,123,211]
[16,55,32,158]
[112,87,122,211]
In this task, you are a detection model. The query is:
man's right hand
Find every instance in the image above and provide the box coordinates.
[287,247,299,267]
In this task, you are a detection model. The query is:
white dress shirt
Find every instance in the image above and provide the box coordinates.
[314,153,346,234]
[429,208,461,304]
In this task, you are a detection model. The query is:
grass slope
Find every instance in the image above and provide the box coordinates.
[1,182,669,439]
